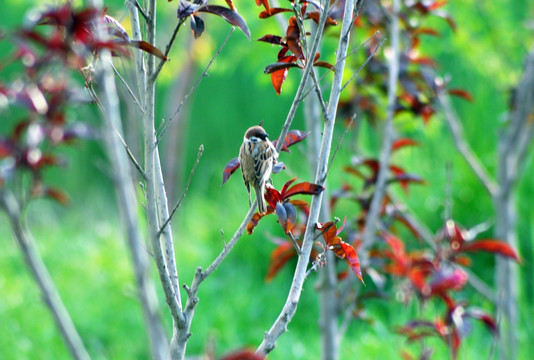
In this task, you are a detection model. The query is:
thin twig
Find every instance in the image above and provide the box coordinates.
[326,114,356,177]
[361,0,400,250]
[340,36,385,93]
[158,145,204,236]
[274,0,330,154]
[288,232,302,254]
[0,190,91,360]
[299,31,381,102]
[152,17,189,81]
[346,0,366,37]
[434,82,499,198]
[87,82,146,179]
[156,28,235,144]
[114,125,147,179]
[130,0,149,21]
[110,60,144,113]
[257,0,357,353]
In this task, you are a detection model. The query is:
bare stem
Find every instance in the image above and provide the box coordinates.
[433,80,499,198]
[157,28,235,144]
[158,145,204,236]
[153,17,188,81]
[361,0,400,250]
[0,190,91,360]
[257,0,356,354]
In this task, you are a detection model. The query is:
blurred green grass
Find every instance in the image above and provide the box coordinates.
[1,0,534,359]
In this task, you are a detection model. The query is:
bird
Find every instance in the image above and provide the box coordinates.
[239,125,278,214]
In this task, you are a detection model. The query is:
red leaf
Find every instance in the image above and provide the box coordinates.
[129,40,168,61]
[305,11,338,26]
[224,0,236,11]
[266,242,296,282]
[340,242,364,284]
[467,308,498,336]
[272,129,309,152]
[268,56,297,95]
[289,199,310,215]
[282,181,324,200]
[319,221,338,246]
[447,88,474,102]
[246,207,273,234]
[221,349,265,360]
[392,138,419,151]
[222,157,240,185]
[412,27,440,37]
[434,10,457,31]
[255,0,271,12]
[409,56,437,68]
[280,178,298,197]
[264,60,301,74]
[313,61,334,69]
[264,185,283,209]
[462,240,520,262]
[286,16,304,59]
[257,34,284,45]
[259,8,292,18]
[45,187,70,205]
[198,5,251,39]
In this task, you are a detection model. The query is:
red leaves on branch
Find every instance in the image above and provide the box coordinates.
[266,56,300,95]
[197,5,251,39]
[266,241,296,282]
[319,220,364,283]
[440,220,520,263]
[246,179,323,234]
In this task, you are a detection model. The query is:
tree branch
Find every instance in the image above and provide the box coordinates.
[172,203,258,357]
[361,0,400,250]
[156,28,235,144]
[257,0,357,353]
[0,190,91,360]
[158,144,203,236]
[434,82,499,198]
[153,17,189,81]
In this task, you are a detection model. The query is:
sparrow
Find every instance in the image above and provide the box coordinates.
[239,125,278,214]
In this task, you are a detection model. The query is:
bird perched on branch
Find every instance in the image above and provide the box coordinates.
[239,125,278,214]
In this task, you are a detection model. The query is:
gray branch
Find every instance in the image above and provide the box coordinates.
[361,0,400,250]
[257,0,357,354]
[434,81,499,198]
[0,190,91,360]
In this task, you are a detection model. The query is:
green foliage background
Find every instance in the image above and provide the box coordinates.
[0,0,533,359]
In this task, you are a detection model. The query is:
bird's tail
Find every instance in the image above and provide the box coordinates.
[255,184,266,214]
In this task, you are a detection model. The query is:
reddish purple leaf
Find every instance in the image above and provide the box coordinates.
[462,240,520,262]
[272,129,309,152]
[198,5,251,39]
[266,242,296,282]
[341,241,364,284]
[129,40,168,61]
[448,88,474,102]
[282,181,324,200]
[264,61,302,74]
[257,34,284,45]
[222,157,240,185]
[268,55,297,95]
[392,138,419,151]
[286,16,304,60]
[259,8,292,18]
